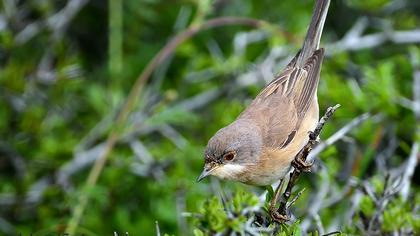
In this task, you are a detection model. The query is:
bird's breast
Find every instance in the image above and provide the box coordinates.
[238,101,319,186]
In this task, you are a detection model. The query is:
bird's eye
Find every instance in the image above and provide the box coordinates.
[223,152,235,161]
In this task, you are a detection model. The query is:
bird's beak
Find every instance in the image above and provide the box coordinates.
[197,165,215,182]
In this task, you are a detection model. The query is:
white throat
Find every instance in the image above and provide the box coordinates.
[212,164,246,180]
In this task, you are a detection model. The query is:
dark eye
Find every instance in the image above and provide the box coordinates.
[223,152,235,161]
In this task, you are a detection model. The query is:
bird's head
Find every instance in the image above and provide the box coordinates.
[197,120,262,182]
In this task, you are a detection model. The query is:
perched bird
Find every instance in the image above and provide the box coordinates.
[197,0,330,186]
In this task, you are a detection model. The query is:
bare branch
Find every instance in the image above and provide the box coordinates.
[397,55,420,200]
[308,113,372,162]
[15,0,89,44]
[328,25,420,54]
[300,168,331,232]
[399,143,419,200]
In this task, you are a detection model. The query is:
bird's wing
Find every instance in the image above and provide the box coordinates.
[242,49,324,148]
[238,0,329,149]
[292,48,324,120]
[260,48,324,118]
[239,95,298,148]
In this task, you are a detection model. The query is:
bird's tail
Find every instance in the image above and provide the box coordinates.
[296,0,330,67]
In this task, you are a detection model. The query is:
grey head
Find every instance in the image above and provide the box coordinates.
[197,119,263,182]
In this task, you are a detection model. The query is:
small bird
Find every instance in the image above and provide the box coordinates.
[198,0,330,186]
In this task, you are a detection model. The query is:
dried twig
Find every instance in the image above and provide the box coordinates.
[313,213,325,235]
[327,16,420,54]
[307,113,371,162]
[15,0,89,44]
[286,188,306,209]
[300,167,330,231]
[394,50,420,201]
[365,174,401,235]
[399,143,419,201]
[322,231,342,236]
[237,17,420,91]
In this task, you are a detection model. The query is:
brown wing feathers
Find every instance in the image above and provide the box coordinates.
[258,48,324,113]
[242,0,329,149]
[249,48,323,147]
[293,48,324,118]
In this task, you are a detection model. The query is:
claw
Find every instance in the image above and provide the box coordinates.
[268,196,289,223]
[292,158,312,172]
[269,209,289,223]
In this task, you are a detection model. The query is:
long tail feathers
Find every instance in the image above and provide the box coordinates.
[296,0,330,67]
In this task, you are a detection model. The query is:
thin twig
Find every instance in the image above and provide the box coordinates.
[398,49,420,200]
[365,173,401,235]
[399,143,419,200]
[308,113,371,162]
[301,167,330,232]
[322,231,342,236]
[314,213,325,235]
[15,0,89,44]
[286,188,305,209]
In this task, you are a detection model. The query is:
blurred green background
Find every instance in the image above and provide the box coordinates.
[1,0,420,235]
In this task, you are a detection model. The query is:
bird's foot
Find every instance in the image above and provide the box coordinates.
[291,157,312,173]
[269,208,289,223]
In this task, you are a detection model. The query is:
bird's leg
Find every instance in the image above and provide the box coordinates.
[268,179,289,223]
[269,179,283,211]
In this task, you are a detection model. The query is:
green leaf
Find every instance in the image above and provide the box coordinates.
[193,229,205,236]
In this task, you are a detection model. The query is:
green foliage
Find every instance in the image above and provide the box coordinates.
[359,196,375,218]
[346,0,390,11]
[193,193,255,234]
[1,0,420,235]
[276,222,302,236]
